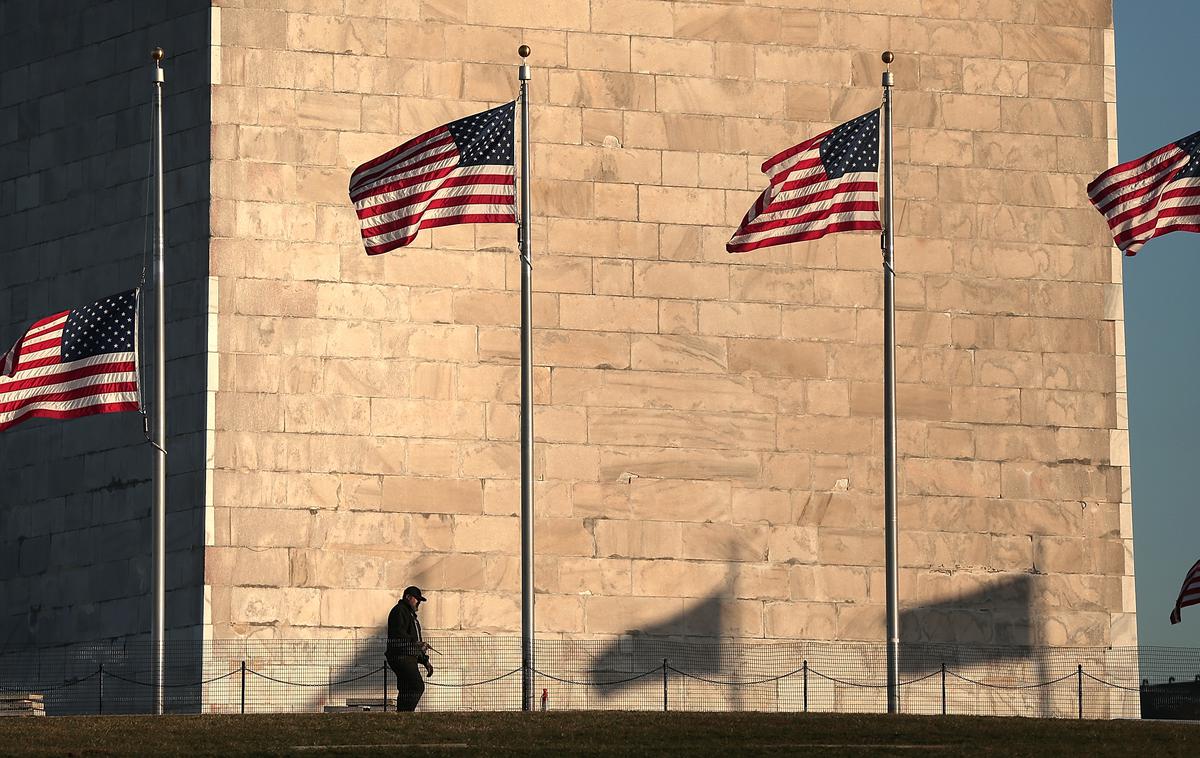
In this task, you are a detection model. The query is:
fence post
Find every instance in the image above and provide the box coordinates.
[941,662,946,716]
[98,663,104,715]
[240,660,247,715]
[383,657,389,712]
[662,659,668,712]
[802,660,808,713]
[1077,664,1083,720]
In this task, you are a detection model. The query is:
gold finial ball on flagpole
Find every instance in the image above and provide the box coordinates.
[151,47,165,62]
[518,45,531,59]
[882,51,894,65]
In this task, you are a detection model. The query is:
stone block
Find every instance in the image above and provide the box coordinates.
[321,588,405,629]
[556,557,632,595]
[731,488,791,525]
[850,382,951,421]
[892,18,1000,57]
[584,595,686,635]
[287,14,386,56]
[591,0,673,35]
[632,37,714,77]
[381,476,483,514]
[699,302,782,338]
[782,306,857,343]
[537,143,662,184]
[631,335,727,374]
[231,586,282,624]
[282,394,369,436]
[919,55,963,93]
[590,406,775,450]
[542,443,601,481]
[594,519,682,559]
[1042,353,1116,391]
[660,300,698,334]
[736,564,791,601]
[296,90,362,131]
[950,386,1021,424]
[755,47,851,85]
[624,111,725,152]
[1002,23,1093,63]
[221,8,287,50]
[778,416,872,455]
[629,478,731,523]
[594,182,639,220]
[549,70,655,109]
[371,398,484,439]
[1001,461,1110,501]
[1002,97,1093,137]
[963,57,1028,96]
[536,594,586,632]
[818,528,884,566]
[656,76,786,119]
[681,522,768,561]
[230,508,309,548]
[567,32,630,72]
[904,458,1001,498]
[559,294,658,332]
[729,267,813,304]
[767,525,818,565]
[1033,536,1097,575]
[466,0,588,30]
[631,559,731,598]
[728,339,827,379]
[805,381,850,417]
[638,185,726,225]
[599,446,760,483]
[1020,389,1113,428]
[1029,61,1105,101]
[765,601,838,639]
[715,42,755,79]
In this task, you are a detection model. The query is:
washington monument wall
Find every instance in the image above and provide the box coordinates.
[1,0,1132,658]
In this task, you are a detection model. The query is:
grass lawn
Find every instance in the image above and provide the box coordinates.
[0,711,1196,757]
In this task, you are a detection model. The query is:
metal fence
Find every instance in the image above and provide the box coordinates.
[2,638,1197,718]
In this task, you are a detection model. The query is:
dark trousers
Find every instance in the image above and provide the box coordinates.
[388,656,425,711]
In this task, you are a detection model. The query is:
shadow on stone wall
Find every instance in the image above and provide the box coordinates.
[587,553,741,705]
[899,573,1048,712]
[899,573,1034,664]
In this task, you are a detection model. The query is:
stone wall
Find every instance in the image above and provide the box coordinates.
[207,0,1132,646]
[0,1,211,648]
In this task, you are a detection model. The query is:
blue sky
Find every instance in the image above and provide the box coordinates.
[1113,0,1200,647]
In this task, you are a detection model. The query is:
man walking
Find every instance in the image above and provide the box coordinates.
[387,586,433,711]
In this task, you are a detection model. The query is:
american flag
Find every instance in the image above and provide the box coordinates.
[728,109,881,253]
[1087,130,1200,256]
[0,290,140,432]
[349,101,516,255]
[1171,558,1200,624]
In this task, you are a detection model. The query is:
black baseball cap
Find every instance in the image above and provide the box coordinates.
[404,586,427,602]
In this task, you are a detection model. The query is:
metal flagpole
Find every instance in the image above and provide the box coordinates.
[150,46,167,716]
[517,44,536,713]
[880,50,900,715]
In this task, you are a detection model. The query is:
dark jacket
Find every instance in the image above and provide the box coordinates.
[387,601,428,664]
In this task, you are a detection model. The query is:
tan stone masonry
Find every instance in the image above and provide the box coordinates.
[201,0,1132,647]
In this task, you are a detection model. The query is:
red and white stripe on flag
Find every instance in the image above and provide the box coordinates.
[0,291,140,432]
[728,109,881,253]
[349,102,516,255]
[1087,130,1200,256]
[1171,558,1200,624]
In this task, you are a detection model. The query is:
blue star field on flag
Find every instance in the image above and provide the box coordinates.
[728,109,882,253]
[0,289,141,432]
[62,290,137,362]
[349,102,517,254]
[447,102,515,168]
